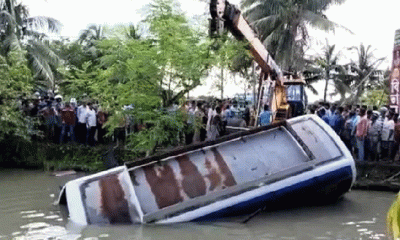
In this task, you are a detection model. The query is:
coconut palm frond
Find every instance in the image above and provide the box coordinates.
[1,31,20,53]
[26,40,61,90]
[344,43,386,104]
[251,14,281,34]
[24,16,62,34]
[78,24,104,44]
[28,51,54,87]
[332,78,352,93]
[13,2,29,25]
[0,10,16,29]
[22,29,46,39]
[244,0,282,21]
[78,29,92,43]
[303,10,353,34]
[305,74,324,83]
[29,40,61,66]
[126,24,141,40]
[242,0,347,71]
[241,0,262,9]
[304,0,346,12]
[304,82,319,95]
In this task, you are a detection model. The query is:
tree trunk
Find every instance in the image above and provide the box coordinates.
[323,70,329,103]
[252,63,257,106]
[220,67,224,99]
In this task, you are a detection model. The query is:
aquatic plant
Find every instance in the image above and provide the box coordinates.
[387,192,400,239]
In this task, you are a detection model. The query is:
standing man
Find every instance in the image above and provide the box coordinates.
[222,104,231,135]
[76,101,88,144]
[367,111,381,161]
[85,102,97,146]
[258,105,272,126]
[355,108,369,161]
[208,106,223,140]
[97,107,107,144]
[59,103,76,144]
[376,107,388,160]
[381,110,395,160]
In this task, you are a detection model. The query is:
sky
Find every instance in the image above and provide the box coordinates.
[24,0,400,100]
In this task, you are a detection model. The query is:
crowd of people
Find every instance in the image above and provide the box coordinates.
[188,99,400,163]
[309,102,400,162]
[20,95,253,147]
[22,92,397,162]
[21,95,108,146]
[19,95,275,148]
[180,99,273,145]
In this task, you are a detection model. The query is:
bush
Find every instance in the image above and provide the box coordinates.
[0,137,135,172]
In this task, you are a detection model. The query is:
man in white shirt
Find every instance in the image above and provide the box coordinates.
[76,101,88,144]
[85,102,97,146]
[381,111,395,160]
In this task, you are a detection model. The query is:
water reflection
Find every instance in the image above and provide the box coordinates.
[0,169,397,240]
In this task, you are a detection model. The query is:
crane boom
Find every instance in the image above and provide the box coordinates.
[210,0,283,86]
[210,0,307,123]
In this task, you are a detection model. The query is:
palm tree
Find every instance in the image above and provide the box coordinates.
[0,0,62,92]
[303,42,346,102]
[78,24,104,46]
[345,43,385,105]
[78,24,106,61]
[241,0,347,72]
[126,24,141,40]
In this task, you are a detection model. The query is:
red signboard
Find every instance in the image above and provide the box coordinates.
[390,40,400,113]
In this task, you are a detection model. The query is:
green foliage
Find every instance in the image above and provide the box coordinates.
[59,61,100,100]
[94,38,161,108]
[0,50,36,140]
[360,89,388,108]
[0,0,62,92]
[52,39,94,70]
[303,42,349,102]
[209,35,253,98]
[42,144,107,172]
[344,44,386,105]
[0,137,109,171]
[125,109,185,154]
[92,36,186,154]
[56,0,212,155]
[387,192,400,239]
[146,0,212,107]
[211,36,252,72]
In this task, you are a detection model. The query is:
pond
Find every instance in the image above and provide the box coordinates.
[0,169,396,239]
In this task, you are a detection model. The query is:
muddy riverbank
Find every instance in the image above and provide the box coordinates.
[353,162,400,192]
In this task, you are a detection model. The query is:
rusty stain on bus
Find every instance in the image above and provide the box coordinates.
[141,148,237,209]
[99,174,132,224]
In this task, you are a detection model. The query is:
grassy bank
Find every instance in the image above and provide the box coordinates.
[0,138,138,172]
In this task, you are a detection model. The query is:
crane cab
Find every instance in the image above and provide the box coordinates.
[284,76,307,119]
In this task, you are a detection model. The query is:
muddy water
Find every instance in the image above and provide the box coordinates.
[0,169,396,240]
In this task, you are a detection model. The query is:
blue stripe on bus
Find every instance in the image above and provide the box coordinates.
[194,165,354,221]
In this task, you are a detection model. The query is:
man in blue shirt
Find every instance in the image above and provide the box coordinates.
[259,105,272,126]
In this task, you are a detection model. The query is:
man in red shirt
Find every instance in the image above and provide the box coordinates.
[59,103,76,143]
[355,108,369,161]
